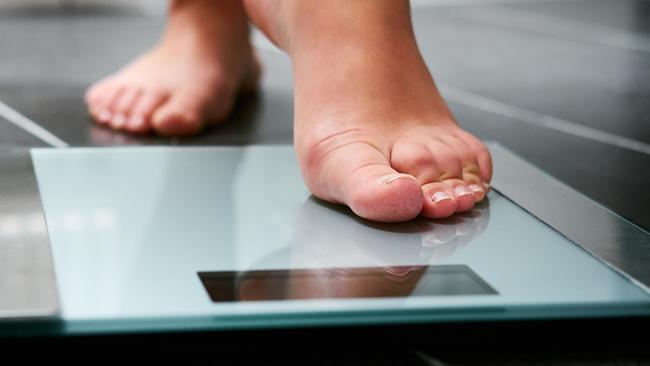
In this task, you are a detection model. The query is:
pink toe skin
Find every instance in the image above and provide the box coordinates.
[125,114,150,134]
[468,183,486,202]
[110,113,127,130]
[347,175,424,222]
[421,183,457,219]
[450,183,476,212]
[152,111,203,137]
[96,110,112,125]
[151,91,213,137]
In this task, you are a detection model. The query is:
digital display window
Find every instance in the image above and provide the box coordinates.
[198,265,497,303]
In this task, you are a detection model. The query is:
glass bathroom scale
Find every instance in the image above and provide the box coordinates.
[0,144,649,336]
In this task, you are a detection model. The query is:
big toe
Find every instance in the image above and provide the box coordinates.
[303,141,424,222]
[151,86,234,137]
[349,169,424,222]
[151,96,205,137]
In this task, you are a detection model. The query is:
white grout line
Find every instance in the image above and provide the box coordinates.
[3,40,643,155]
[412,349,451,366]
[0,99,68,148]
[252,28,650,156]
[455,7,650,53]
[440,84,650,156]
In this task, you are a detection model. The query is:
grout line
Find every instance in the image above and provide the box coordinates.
[0,99,68,148]
[253,25,650,156]
[412,349,451,366]
[440,84,650,156]
[22,34,639,155]
[454,6,650,53]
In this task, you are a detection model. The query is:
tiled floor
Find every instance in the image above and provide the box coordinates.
[1,0,648,229]
[1,0,649,364]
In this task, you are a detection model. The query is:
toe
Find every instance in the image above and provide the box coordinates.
[443,179,476,213]
[420,182,457,219]
[151,89,213,137]
[390,142,441,183]
[348,167,424,222]
[462,164,486,202]
[439,133,488,202]
[85,79,112,116]
[455,129,493,184]
[126,89,168,134]
[111,87,141,130]
[426,140,463,181]
[303,140,423,222]
[84,80,105,110]
[94,84,124,126]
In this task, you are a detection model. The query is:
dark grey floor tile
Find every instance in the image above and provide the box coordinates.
[506,0,650,35]
[0,15,163,85]
[0,117,48,147]
[0,7,647,223]
[0,46,293,147]
[0,81,293,147]
[412,8,650,145]
[450,100,650,231]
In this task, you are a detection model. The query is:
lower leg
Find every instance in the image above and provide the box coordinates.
[245,0,492,221]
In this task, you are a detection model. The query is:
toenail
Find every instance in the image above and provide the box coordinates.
[112,114,126,128]
[482,182,491,191]
[469,184,483,193]
[453,186,473,197]
[431,191,452,204]
[98,110,112,122]
[377,173,416,185]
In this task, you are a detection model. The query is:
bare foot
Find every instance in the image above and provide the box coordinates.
[245,0,492,222]
[85,0,260,136]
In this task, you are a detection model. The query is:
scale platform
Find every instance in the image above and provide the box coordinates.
[1,144,649,336]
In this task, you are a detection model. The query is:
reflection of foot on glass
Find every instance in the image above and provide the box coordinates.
[236,198,490,301]
[85,0,492,223]
[418,202,491,261]
[238,267,427,301]
[287,198,490,269]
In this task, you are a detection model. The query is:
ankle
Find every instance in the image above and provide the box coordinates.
[166,0,250,39]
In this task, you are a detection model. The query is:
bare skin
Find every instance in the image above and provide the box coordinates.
[85,0,492,222]
[85,0,259,136]
[244,0,492,221]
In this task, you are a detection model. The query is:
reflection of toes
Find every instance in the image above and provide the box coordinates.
[420,220,461,246]
[454,215,477,236]
[421,232,455,248]
[432,239,460,259]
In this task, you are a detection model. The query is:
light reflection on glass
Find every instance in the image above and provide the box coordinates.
[236,197,490,301]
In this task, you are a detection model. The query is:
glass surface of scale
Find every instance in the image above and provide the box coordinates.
[30,146,650,334]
